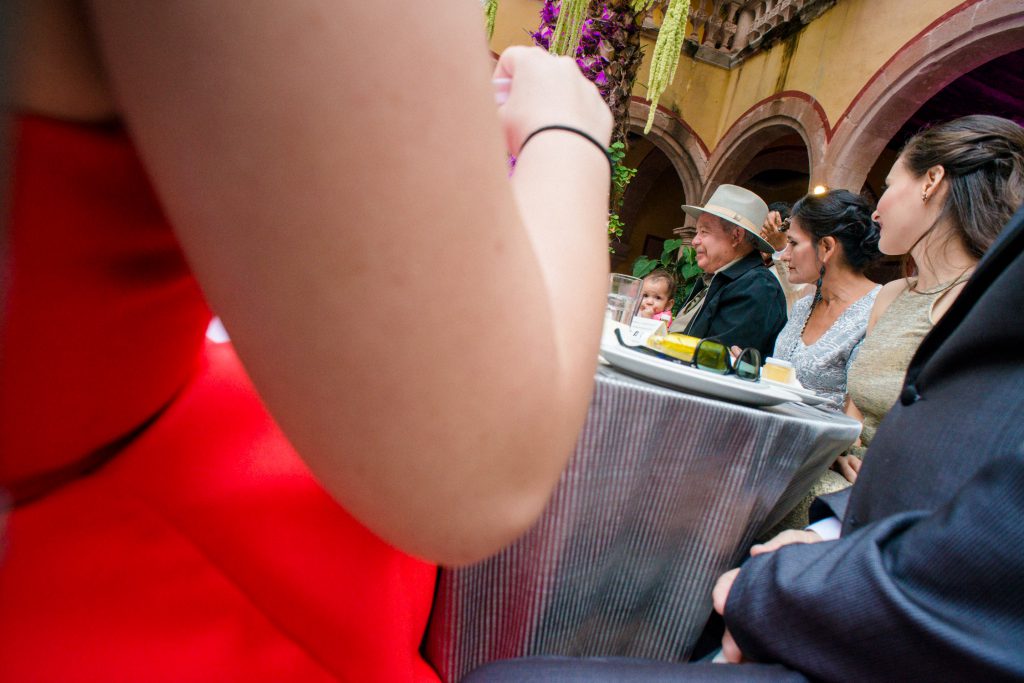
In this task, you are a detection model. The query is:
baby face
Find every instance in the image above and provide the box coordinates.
[639,277,673,317]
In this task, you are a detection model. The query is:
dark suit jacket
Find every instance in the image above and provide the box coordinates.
[724,204,1024,681]
[675,250,787,358]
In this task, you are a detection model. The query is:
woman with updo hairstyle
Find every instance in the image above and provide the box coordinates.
[772,189,883,412]
[761,189,882,532]
[839,114,1024,484]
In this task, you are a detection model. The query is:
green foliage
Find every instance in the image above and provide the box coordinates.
[631,238,703,314]
[608,141,637,250]
[609,141,637,206]
[608,212,625,241]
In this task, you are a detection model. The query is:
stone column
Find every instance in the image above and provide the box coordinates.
[733,7,755,51]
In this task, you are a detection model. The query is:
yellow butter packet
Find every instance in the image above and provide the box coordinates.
[762,357,796,384]
[646,333,700,363]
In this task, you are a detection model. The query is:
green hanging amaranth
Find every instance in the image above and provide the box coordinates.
[629,0,657,12]
[483,0,499,40]
[643,0,690,133]
[549,0,591,57]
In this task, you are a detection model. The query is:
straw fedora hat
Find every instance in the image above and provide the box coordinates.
[682,184,773,253]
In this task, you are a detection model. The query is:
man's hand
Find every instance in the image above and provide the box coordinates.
[750,529,823,557]
[834,453,862,483]
[713,568,745,663]
[712,529,824,664]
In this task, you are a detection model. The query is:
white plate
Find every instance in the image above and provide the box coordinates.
[600,340,803,407]
[761,378,831,406]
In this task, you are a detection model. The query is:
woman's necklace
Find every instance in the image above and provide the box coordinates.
[910,268,974,296]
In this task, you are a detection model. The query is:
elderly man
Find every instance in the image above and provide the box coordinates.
[668,185,786,358]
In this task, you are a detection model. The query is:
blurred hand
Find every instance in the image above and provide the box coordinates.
[493,46,613,155]
[712,567,739,617]
[760,210,788,252]
[712,568,745,663]
[750,529,823,557]
[720,628,745,664]
[834,453,863,483]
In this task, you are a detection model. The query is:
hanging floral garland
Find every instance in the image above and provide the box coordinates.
[484,1,691,247]
[530,2,644,246]
[530,1,644,142]
[548,0,591,57]
[483,0,499,40]
[642,0,690,133]
[486,1,691,135]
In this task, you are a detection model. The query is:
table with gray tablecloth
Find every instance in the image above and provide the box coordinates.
[425,364,861,682]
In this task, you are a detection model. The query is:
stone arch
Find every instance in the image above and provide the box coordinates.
[626,98,708,206]
[607,100,709,267]
[825,0,1024,190]
[703,92,829,202]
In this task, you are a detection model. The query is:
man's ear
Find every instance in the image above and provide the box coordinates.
[732,226,745,246]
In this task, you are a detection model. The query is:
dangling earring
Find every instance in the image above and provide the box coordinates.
[802,264,827,335]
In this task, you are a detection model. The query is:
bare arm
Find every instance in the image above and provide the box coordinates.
[87,2,612,565]
[843,394,865,423]
[866,278,908,333]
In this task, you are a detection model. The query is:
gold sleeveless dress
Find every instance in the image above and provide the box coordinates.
[763,278,962,536]
[846,280,954,455]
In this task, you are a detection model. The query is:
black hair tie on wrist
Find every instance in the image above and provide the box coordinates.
[518,125,613,175]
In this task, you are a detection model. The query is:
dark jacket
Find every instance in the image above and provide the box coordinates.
[725,203,1024,681]
[674,250,787,358]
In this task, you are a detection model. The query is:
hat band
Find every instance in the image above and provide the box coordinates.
[704,204,758,233]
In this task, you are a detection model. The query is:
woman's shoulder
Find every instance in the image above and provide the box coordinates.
[791,292,814,315]
[854,284,883,311]
[877,278,910,300]
[867,279,909,331]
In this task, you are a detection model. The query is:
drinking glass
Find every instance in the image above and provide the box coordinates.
[607,274,642,325]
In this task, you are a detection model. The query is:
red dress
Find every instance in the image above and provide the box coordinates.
[0,116,439,682]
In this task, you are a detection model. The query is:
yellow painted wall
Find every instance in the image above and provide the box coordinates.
[490,0,966,151]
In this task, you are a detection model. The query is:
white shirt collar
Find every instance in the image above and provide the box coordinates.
[712,255,745,275]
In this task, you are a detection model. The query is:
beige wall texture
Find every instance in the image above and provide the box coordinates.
[489,0,1023,270]
[491,0,964,151]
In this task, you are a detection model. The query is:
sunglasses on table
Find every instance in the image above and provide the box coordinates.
[614,329,762,381]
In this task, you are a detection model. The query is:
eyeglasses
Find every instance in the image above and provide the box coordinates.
[694,338,762,381]
[615,329,762,381]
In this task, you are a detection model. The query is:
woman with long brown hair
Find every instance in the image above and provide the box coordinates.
[838,114,1024,481]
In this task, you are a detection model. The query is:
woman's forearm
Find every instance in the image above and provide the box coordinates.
[89,0,613,564]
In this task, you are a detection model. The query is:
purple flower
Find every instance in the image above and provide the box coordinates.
[533,0,634,101]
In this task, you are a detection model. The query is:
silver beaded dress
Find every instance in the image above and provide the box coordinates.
[773,285,881,411]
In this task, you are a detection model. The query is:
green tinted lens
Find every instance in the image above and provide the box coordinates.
[695,340,729,373]
[735,348,762,381]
